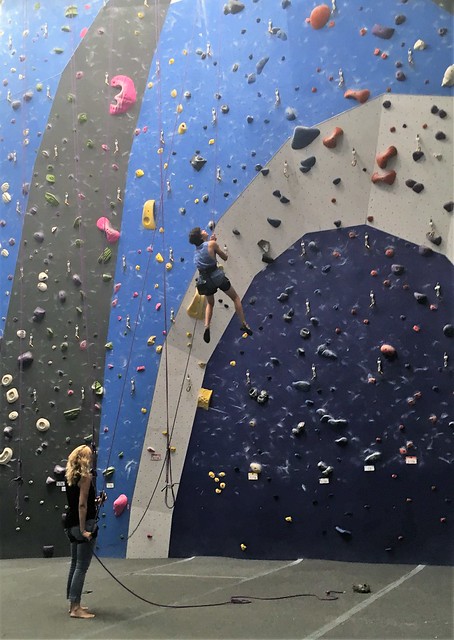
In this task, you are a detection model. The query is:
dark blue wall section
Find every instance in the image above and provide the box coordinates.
[170,226,453,565]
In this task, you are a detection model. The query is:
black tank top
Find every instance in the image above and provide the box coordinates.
[65,474,96,528]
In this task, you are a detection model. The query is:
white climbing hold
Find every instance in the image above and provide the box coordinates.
[413,39,426,51]
[36,418,50,431]
[0,447,13,465]
[1,374,13,387]
[38,272,48,281]
[37,282,48,292]
[1,182,9,192]
[6,388,19,403]
[9,411,19,421]
[249,462,262,474]
[16,329,26,339]
[441,64,454,87]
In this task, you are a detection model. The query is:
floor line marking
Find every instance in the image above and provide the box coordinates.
[132,555,195,575]
[83,558,303,639]
[304,564,426,640]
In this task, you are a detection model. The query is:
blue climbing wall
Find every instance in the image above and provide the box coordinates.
[169,226,453,565]
[0,0,452,560]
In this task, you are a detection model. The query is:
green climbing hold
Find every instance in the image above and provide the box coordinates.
[74,238,84,247]
[36,83,43,92]
[102,273,113,281]
[60,342,68,352]
[67,93,75,103]
[75,306,83,315]
[118,452,124,459]
[53,47,64,54]
[78,113,88,124]
[45,192,60,206]
[64,408,81,421]
[98,247,112,264]
[86,139,94,148]
[103,466,115,478]
[61,25,71,32]
[65,5,78,18]
[46,328,54,337]
[45,174,55,184]
[73,216,82,228]
[105,342,113,350]
[91,381,104,396]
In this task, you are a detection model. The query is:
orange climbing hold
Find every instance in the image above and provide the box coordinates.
[371,170,396,185]
[323,126,343,148]
[309,4,331,30]
[376,145,397,169]
[344,88,370,104]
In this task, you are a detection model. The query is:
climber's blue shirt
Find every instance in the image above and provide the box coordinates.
[194,241,217,271]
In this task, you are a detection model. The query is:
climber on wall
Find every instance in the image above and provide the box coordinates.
[189,226,253,344]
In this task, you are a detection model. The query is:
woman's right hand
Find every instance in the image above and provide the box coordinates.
[81,530,92,540]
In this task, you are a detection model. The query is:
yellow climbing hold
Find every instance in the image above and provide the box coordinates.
[163,162,168,169]
[142,200,156,230]
[182,49,188,55]
[219,482,226,489]
[141,407,147,414]
[157,147,164,154]
[156,345,162,354]
[197,388,212,410]
[194,198,199,204]
[208,138,215,145]
[219,472,225,477]
[135,265,141,271]
[178,122,187,134]
[215,488,222,494]
[187,290,205,320]
[230,360,236,366]
[169,446,176,453]
[214,477,220,483]
[169,58,175,64]
[208,471,215,478]
[148,82,154,89]
[285,516,293,523]
[170,89,177,98]
[135,169,144,178]
[147,335,156,345]
[137,11,144,18]
[155,253,164,263]
[186,332,192,338]
[176,104,183,113]
[240,544,247,551]
[159,227,164,233]
[165,262,173,271]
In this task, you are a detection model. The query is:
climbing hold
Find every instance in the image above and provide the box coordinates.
[142,200,156,230]
[292,380,311,391]
[1,374,13,387]
[380,344,397,359]
[190,154,207,171]
[223,0,245,14]
[371,170,396,185]
[113,494,128,517]
[249,462,262,474]
[103,466,115,478]
[300,157,316,174]
[109,76,137,115]
[364,452,381,463]
[197,388,213,410]
[6,388,19,403]
[178,123,187,134]
[291,126,320,150]
[17,352,33,369]
[98,247,112,264]
[267,218,281,228]
[344,89,370,104]
[323,127,343,149]
[443,324,454,337]
[376,146,397,169]
[96,217,120,244]
[335,437,348,446]
[63,408,81,420]
[256,57,269,74]
[335,526,352,538]
[0,448,13,465]
[412,151,424,162]
[309,4,331,30]
[441,64,454,87]
[372,24,395,39]
[414,292,428,304]
[36,418,50,431]
[44,192,60,207]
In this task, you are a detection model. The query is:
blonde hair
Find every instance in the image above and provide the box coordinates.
[65,445,93,486]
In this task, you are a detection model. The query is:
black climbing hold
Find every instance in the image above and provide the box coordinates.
[431,105,439,114]
[321,265,331,273]
[394,14,406,25]
[300,156,316,169]
[382,100,391,109]
[272,190,281,198]
[328,418,348,427]
[291,126,320,150]
[335,526,352,538]
[256,56,269,74]
[414,292,427,304]
[308,241,319,252]
[223,1,245,15]
[33,307,46,321]
[277,292,289,302]
[190,154,207,171]
[280,196,290,204]
[438,109,447,119]
[438,27,448,36]
[333,178,341,186]
[232,228,241,235]
[391,264,404,275]
[427,233,442,246]
[435,131,446,140]
[221,104,229,114]
[333,220,341,227]
[443,324,454,337]
[246,115,254,123]
[299,328,311,339]
[42,545,54,558]
[261,168,270,176]
[285,108,297,121]
[317,344,337,359]
[270,357,280,365]
[418,245,433,256]
[335,437,348,446]
[296,348,305,357]
[18,351,34,368]
[247,73,256,84]
[412,183,424,193]
[412,151,424,162]
[267,217,281,228]
[443,201,453,212]
[396,71,406,81]
[405,179,416,188]
[254,164,263,172]
[262,254,274,264]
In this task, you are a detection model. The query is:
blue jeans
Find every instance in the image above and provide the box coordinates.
[66,534,95,604]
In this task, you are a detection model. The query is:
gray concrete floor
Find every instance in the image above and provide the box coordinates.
[0,556,452,639]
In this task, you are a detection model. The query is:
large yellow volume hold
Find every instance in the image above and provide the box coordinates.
[142,199,156,229]
[186,289,205,320]
[197,388,212,410]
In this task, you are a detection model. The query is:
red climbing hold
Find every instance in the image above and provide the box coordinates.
[376,145,398,169]
[323,127,343,148]
[344,88,370,104]
[371,170,396,185]
[309,4,331,30]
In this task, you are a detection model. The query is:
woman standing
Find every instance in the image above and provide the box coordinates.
[64,444,98,619]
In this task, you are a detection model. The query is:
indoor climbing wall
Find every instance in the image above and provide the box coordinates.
[1,0,453,561]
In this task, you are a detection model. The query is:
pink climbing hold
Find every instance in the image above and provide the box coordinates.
[109,75,137,115]
[309,4,331,30]
[113,494,128,517]
[96,216,120,244]
[80,27,88,38]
